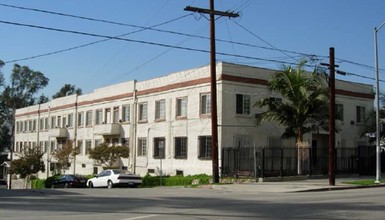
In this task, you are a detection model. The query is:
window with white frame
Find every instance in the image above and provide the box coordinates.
[155,99,166,121]
[122,105,130,123]
[153,137,165,159]
[200,93,211,115]
[95,109,103,125]
[113,107,119,123]
[95,139,102,148]
[62,116,67,128]
[86,110,92,126]
[175,137,187,159]
[236,94,251,115]
[137,138,147,156]
[77,140,83,156]
[68,113,74,128]
[85,140,92,155]
[45,117,49,130]
[39,118,44,131]
[176,97,187,118]
[138,102,148,122]
[51,116,56,128]
[198,136,211,159]
[78,112,84,127]
[356,106,365,123]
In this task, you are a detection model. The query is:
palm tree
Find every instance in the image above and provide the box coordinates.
[255,60,329,175]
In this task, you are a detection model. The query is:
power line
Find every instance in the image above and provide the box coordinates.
[0,19,381,83]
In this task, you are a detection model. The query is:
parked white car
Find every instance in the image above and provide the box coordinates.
[87,169,142,188]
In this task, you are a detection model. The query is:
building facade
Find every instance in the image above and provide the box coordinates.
[13,62,374,178]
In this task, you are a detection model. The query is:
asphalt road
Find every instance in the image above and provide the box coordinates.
[1,186,385,220]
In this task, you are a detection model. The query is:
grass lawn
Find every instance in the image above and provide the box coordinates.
[344,179,385,186]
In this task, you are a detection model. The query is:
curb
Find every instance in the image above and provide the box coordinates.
[293,183,385,193]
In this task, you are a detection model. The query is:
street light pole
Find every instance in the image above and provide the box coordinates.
[374,21,385,184]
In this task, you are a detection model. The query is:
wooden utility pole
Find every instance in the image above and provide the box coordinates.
[185,1,239,183]
[328,47,336,186]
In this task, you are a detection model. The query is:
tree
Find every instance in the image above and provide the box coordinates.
[255,60,329,175]
[10,147,44,188]
[89,143,129,168]
[37,94,50,104]
[52,141,80,174]
[0,64,48,152]
[52,84,82,99]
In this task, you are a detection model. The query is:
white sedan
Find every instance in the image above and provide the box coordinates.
[87,169,142,188]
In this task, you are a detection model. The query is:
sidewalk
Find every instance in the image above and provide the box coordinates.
[210,176,385,193]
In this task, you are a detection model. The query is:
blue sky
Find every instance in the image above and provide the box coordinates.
[1,0,385,98]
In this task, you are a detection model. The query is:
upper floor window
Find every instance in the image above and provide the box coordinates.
[176,97,187,118]
[78,112,84,127]
[336,104,344,121]
[86,110,92,126]
[356,106,365,123]
[155,99,166,121]
[122,105,130,123]
[95,109,103,125]
[113,107,119,123]
[138,102,148,122]
[236,94,251,115]
[68,113,74,128]
[200,93,211,115]
[51,116,56,128]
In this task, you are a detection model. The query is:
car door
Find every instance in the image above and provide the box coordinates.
[93,171,106,187]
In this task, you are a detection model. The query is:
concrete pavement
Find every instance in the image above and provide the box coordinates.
[210,176,385,193]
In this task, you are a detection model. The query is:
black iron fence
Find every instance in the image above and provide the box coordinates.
[221,146,385,178]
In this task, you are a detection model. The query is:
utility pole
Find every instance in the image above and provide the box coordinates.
[185,1,239,183]
[321,47,337,186]
[328,47,336,186]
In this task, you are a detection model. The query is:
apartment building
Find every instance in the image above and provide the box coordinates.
[13,62,374,178]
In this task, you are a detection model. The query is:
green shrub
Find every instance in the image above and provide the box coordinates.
[31,179,46,189]
[140,173,211,187]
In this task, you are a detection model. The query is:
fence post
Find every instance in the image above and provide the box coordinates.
[262,148,265,178]
[280,148,283,177]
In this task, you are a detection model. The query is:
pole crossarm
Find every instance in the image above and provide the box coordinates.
[184,6,239,18]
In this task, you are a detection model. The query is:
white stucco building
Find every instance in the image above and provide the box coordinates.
[13,62,374,178]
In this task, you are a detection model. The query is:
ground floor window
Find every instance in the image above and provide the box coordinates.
[198,136,211,159]
[153,137,165,159]
[175,137,187,159]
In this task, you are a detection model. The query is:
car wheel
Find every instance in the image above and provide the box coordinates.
[88,182,93,188]
[107,180,113,189]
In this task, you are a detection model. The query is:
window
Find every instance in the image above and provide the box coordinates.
[175,137,187,159]
[86,110,92,126]
[57,116,62,128]
[113,107,119,123]
[29,120,32,132]
[51,116,56,128]
[176,97,187,118]
[45,118,49,130]
[95,139,102,148]
[236,94,251,115]
[122,105,130,123]
[198,136,211,159]
[44,141,49,153]
[356,106,365,123]
[62,116,67,128]
[85,140,92,155]
[105,108,111,124]
[153,137,165,159]
[50,141,56,153]
[39,118,44,131]
[138,102,148,122]
[78,112,84,127]
[95,109,103,125]
[68,113,74,128]
[155,99,166,121]
[77,140,84,156]
[121,138,130,147]
[137,138,147,156]
[200,93,211,115]
[336,104,344,121]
